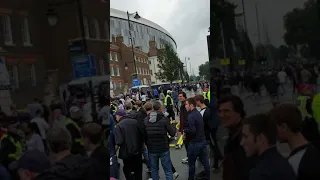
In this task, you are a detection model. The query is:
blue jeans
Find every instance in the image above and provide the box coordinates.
[187,141,210,179]
[143,147,151,168]
[149,150,173,180]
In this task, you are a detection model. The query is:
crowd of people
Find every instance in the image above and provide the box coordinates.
[0,99,109,180]
[109,90,212,180]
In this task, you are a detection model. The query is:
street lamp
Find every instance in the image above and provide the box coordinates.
[45,0,97,121]
[124,62,128,70]
[127,11,141,78]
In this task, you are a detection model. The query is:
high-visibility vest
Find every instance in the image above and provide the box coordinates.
[207,91,211,101]
[296,96,313,120]
[65,118,83,145]
[164,95,173,106]
[312,93,320,122]
[0,134,22,161]
[203,92,207,99]
[110,104,118,113]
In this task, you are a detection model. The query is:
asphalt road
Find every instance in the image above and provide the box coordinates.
[117,84,295,180]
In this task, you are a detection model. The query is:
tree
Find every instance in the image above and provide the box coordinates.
[155,44,183,84]
[198,61,210,81]
[283,0,320,58]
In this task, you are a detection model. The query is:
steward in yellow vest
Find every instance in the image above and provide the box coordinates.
[312,93,320,123]
[67,107,85,155]
[0,122,22,168]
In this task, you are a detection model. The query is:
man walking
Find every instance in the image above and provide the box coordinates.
[184,98,210,180]
[145,100,176,180]
[114,109,145,180]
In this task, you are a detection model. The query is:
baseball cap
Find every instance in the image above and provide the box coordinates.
[10,149,51,173]
[115,109,126,116]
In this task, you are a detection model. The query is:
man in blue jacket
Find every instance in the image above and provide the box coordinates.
[184,98,210,180]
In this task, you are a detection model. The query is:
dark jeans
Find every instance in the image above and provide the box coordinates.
[149,150,173,180]
[210,128,222,168]
[122,153,143,180]
[187,142,210,180]
[142,147,150,168]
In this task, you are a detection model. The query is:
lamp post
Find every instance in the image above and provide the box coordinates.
[126,11,140,79]
[45,0,97,121]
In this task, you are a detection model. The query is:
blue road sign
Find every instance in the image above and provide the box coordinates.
[72,55,96,78]
[132,78,140,87]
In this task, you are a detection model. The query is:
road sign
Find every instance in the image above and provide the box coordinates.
[220,58,230,65]
[69,40,84,56]
[72,55,96,79]
[132,78,140,87]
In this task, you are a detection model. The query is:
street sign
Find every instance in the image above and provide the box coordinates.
[72,55,96,79]
[220,58,230,65]
[238,59,246,65]
[69,40,84,56]
[132,78,140,87]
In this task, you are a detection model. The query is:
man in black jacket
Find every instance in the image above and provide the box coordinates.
[145,100,176,180]
[35,127,101,180]
[81,122,109,179]
[178,91,189,163]
[241,113,296,180]
[114,109,144,180]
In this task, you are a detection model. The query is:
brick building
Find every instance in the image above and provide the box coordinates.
[0,0,109,108]
[110,35,151,95]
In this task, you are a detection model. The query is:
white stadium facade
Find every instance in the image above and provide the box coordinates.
[110,8,177,53]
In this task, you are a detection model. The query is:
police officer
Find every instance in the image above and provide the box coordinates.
[164,90,175,122]
[0,120,22,169]
[110,101,118,115]
[296,85,313,121]
[312,93,320,123]
[66,106,85,155]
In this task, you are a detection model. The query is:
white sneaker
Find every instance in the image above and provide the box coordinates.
[181,157,188,164]
[148,178,153,180]
[173,172,179,179]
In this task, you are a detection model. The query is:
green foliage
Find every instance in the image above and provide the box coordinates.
[155,44,183,83]
[198,61,210,81]
[283,0,320,58]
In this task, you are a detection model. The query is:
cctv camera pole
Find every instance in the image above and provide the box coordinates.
[76,0,97,121]
[127,11,138,79]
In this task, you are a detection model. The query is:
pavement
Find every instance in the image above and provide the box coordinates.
[117,84,296,180]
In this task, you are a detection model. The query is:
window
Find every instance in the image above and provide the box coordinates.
[83,16,89,38]
[21,17,31,46]
[113,82,117,90]
[1,15,13,45]
[104,20,109,39]
[110,53,113,61]
[139,67,141,74]
[28,64,36,86]
[114,53,118,61]
[7,65,19,89]
[119,82,122,89]
[99,58,105,75]
[110,66,114,76]
[150,70,153,75]
[134,55,136,61]
[116,66,120,76]
[93,18,100,39]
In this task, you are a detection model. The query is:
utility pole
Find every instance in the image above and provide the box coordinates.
[255,3,262,45]
[241,0,248,33]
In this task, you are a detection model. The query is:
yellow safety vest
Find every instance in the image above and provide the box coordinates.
[203,92,207,99]
[65,118,83,145]
[207,91,210,101]
[0,134,22,161]
[164,95,173,106]
[111,104,118,113]
[296,96,313,120]
[312,94,320,122]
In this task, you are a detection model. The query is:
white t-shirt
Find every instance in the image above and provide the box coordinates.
[31,117,49,139]
[26,133,45,152]
[277,71,287,83]
[141,95,147,102]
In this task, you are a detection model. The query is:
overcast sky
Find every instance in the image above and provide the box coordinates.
[110,0,210,76]
[230,0,307,47]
